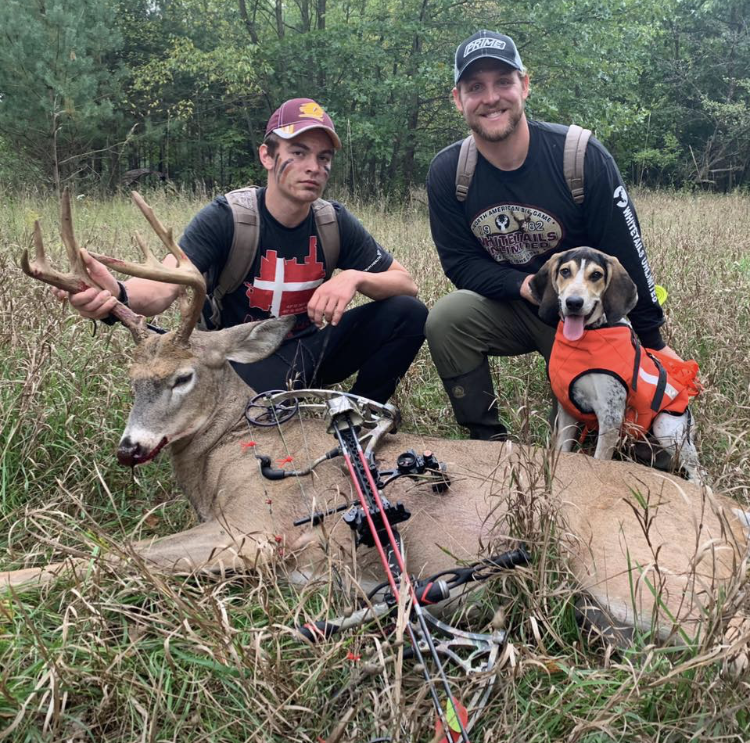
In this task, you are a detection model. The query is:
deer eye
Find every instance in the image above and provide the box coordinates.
[172,372,194,389]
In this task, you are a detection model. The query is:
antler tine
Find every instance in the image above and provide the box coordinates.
[89,191,206,346]
[20,189,97,294]
[130,191,184,263]
[59,188,99,289]
[20,219,88,294]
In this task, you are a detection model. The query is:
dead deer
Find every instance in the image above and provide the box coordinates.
[4,191,749,665]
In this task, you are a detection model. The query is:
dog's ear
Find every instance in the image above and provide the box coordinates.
[602,255,638,323]
[530,254,562,325]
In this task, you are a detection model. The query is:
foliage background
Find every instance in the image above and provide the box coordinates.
[1,0,749,194]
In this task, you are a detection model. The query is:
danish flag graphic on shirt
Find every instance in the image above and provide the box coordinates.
[244,237,325,318]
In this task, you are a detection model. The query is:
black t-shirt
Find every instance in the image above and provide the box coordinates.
[179,189,393,336]
[426,120,665,349]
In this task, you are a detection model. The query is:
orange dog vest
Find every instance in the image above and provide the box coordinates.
[548,323,698,436]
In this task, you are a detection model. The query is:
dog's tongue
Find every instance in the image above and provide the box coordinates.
[563,315,585,341]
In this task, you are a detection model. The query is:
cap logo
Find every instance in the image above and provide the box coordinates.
[464,38,506,57]
[299,101,325,120]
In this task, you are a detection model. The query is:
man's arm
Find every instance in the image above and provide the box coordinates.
[583,144,666,349]
[56,249,180,320]
[307,260,416,327]
[427,151,528,301]
[59,197,233,324]
[307,203,419,327]
[357,259,416,299]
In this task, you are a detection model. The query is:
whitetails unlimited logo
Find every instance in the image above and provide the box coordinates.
[470,203,562,265]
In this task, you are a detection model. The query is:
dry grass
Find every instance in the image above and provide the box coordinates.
[1,187,749,741]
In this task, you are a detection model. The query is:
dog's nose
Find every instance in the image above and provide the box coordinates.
[566,296,584,313]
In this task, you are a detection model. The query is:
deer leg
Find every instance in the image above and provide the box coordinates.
[132,518,281,574]
[1,520,282,591]
[0,562,84,591]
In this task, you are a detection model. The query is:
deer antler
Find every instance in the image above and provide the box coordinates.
[20,189,149,343]
[89,192,206,346]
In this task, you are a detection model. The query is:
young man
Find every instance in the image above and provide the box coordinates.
[64,98,427,404]
[425,31,679,439]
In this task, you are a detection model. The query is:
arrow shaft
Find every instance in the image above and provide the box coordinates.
[334,419,471,743]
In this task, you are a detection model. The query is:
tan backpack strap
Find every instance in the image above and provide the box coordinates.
[221,186,261,300]
[564,124,592,205]
[311,199,340,279]
[455,136,477,202]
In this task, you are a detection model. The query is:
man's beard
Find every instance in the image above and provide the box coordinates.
[469,107,523,142]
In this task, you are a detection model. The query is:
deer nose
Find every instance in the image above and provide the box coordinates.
[565,296,584,313]
[117,437,145,467]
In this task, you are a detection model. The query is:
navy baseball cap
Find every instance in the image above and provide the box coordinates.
[454,31,524,84]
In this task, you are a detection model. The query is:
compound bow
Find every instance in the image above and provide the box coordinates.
[246,390,530,742]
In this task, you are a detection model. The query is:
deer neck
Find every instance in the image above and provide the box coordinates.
[168,364,254,520]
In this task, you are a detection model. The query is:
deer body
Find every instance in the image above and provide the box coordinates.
[8,191,748,654]
[116,329,749,644]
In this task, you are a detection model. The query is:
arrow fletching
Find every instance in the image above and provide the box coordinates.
[435,697,469,742]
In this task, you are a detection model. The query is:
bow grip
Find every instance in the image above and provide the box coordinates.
[257,454,288,480]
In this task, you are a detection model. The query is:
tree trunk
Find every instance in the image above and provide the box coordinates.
[237,0,259,43]
[299,0,310,32]
[275,0,284,38]
[316,0,326,30]
[106,147,120,192]
[399,0,429,189]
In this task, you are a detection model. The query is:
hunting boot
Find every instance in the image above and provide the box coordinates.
[441,361,508,441]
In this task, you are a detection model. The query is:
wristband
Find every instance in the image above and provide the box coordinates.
[100,281,128,326]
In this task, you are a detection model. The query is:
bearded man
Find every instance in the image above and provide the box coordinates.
[425,30,678,440]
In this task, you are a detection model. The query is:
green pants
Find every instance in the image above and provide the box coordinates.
[425,289,556,379]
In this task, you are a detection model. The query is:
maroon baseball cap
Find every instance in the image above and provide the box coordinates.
[265,98,342,150]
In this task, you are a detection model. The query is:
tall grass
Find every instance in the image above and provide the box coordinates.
[1,188,749,741]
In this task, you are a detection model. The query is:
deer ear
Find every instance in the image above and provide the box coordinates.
[530,254,562,325]
[219,316,296,365]
[602,256,638,323]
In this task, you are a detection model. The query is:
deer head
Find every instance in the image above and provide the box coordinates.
[117,318,294,466]
[21,189,295,467]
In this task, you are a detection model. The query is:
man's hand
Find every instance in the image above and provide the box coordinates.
[654,344,683,361]
[520,274,539,305]
[307,270,361,327]
[52,249,121,320]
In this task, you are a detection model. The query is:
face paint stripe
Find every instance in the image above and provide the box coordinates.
[277,158,294,181]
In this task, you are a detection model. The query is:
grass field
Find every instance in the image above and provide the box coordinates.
[1,188,749,742]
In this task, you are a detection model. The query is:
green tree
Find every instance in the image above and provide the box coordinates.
[0,0,125,191]
[4,0,745,193]
[632,0,750,188]
[117,0,269,188]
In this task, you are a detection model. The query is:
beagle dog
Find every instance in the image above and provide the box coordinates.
[530,246,703,483]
